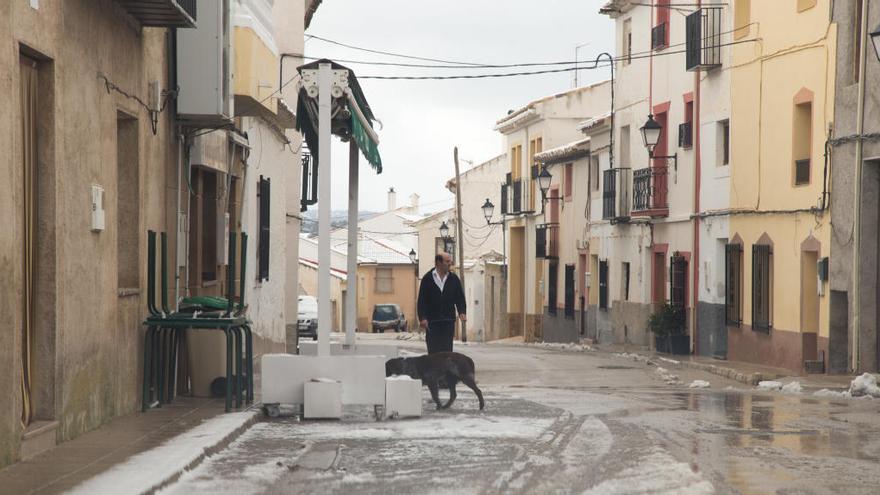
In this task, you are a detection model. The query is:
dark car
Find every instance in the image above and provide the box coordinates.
[372,304,407,333]
[297,296,319,340]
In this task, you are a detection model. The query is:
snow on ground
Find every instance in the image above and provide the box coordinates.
[71,411,257,495]
[757,380,783,391]
[849,373,880,398]
[657,357,681,365]
[582,448,714,495]
[655,367,682,385]
[688,380,710,389]
[813,388,852,399]
[781,381,803,394]
[533,342,593,352]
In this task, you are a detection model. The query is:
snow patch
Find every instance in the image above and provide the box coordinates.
[583,448,714,495]
[757,380,783,391]
[813,388,851,399]
[655,367,682,385]
[780,381,803,394]
[535,342,593,352]
[688,380,710,389]
[849,373,880,398]
[658,357,680,365]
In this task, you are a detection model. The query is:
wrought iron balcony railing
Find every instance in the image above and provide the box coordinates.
[500,177,535,216]
[678,122,693,148]
[602,167,632,222]
[632,166,669,214]
[652,22,667,50]
[115,0,197,27]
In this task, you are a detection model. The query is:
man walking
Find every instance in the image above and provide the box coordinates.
[417,252,466,354]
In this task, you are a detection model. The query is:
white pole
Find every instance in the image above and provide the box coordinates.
[346,140,359,346]
[317,63,332,357]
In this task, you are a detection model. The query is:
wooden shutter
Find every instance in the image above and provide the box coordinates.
[548,262,558,315]
[752,244,771,331]
[725,244,742,324]
[564,264,575,318]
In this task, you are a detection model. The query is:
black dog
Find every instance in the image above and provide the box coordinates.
[385,352,485,410]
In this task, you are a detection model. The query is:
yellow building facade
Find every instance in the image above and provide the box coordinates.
[728,0,836,372]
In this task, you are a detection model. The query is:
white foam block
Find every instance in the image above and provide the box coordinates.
[262,354,386,406]
[299,342,399,359]
[304,379,342,419]
[385,376,422,418]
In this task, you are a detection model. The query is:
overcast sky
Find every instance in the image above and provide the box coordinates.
[305,0,615,214]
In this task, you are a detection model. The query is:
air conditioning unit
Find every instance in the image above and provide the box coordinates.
[176,0,233,125]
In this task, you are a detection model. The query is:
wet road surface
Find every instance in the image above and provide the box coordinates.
[159,339,880,494]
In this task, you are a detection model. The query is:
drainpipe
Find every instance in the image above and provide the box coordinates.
[175,131,184,308]
[851,0,869,372]
[692,0,702,355]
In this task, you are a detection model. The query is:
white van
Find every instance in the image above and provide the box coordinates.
[297,295,319,340]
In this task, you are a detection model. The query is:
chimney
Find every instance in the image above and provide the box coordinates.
[409,193,419,210]
[387,187,397,211]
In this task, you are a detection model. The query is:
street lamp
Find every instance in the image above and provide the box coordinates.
[479,198,507,277]
[439,221,450,240]
[639,114,677,171]
[408,248,417,264]
[536,167,553,197]
[871,22,880,63]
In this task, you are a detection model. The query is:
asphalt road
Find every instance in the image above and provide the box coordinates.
[159,336,880,494]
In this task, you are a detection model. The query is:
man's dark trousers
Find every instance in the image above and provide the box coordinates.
[426,320,455,354]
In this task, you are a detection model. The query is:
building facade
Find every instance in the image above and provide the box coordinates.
[727,0,836,373]
[829,0,878,373]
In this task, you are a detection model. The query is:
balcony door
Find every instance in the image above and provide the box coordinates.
[652,111,669,209]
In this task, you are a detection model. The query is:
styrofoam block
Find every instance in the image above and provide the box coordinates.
[299,342,399,359]
[304,379,342,419]
[262,354,385,405]
[385,376,422,418]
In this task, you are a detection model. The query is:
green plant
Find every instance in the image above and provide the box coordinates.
[647,303,686,337]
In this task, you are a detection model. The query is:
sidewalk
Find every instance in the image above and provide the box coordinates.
[0,398,258,495]
[584,341,855,391]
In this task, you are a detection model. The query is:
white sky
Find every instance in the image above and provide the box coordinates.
[304,0,615,214]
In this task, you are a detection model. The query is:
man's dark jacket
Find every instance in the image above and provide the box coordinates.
[417,269,466,323]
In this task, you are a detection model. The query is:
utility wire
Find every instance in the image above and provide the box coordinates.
[308,34,486,66]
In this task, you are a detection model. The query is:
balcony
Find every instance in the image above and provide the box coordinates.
[115,0,196,27]
[685,8,722,71]
[602,167,631,222]
[501,177,535,216]
[652,22,667,50]
[678,122,693,148]
[632,166,669,216]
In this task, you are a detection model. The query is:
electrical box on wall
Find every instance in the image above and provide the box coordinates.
[90,184,105,232]
[817,257,829,281]
[585,272,591,289]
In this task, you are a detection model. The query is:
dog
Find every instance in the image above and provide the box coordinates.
[385,352,485,410]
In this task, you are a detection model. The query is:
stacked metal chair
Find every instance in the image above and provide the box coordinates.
[142,231,253,412]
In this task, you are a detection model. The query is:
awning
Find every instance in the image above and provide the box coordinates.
[295,59,382,173]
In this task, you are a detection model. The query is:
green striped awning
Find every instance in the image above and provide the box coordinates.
[351,104,382,173]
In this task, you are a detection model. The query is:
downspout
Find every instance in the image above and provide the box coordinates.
[692,0,702,355]
[851,0,869,372]
[176,131,183,308]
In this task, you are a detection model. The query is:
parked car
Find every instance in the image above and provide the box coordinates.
[371,304,407,333]
[297,295,318,340]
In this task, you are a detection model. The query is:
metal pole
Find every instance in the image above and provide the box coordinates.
[454,147,467,342]
[317,63,332,357]
[346,139,359,347]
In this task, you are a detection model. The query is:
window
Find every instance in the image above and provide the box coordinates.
[548,262,558,315]
[725,244,743,325]
[598,260,609,310]
[621,262,631,301]
[719,120,730,166]
[375,267,393,294]
[680,101,694,149]
[435,236,455,260]
[529,138,543,211]
[590,156,600,192]
[510,144,522,179]
[793,99,812,185]
[622,19,632,65]
[670,254,688,308]
[257,175,270,281]
[564,163,573,200]
[116,113,139,289]
[734,0,750,40]
[752,244,772,331]
[653,0,670,49]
